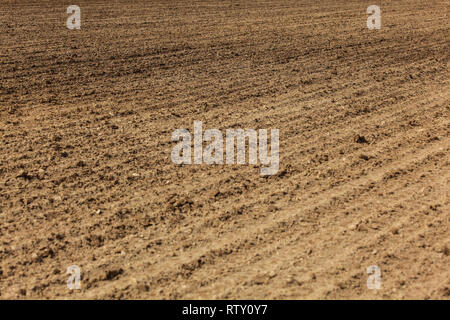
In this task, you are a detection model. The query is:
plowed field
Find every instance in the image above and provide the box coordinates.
[0,0,449,299]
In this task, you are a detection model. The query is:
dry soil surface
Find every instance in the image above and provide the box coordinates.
[0,0,449,299]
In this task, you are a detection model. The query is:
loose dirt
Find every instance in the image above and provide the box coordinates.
[0,0,449,299]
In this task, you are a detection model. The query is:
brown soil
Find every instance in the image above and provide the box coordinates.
[0,0,449,299]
